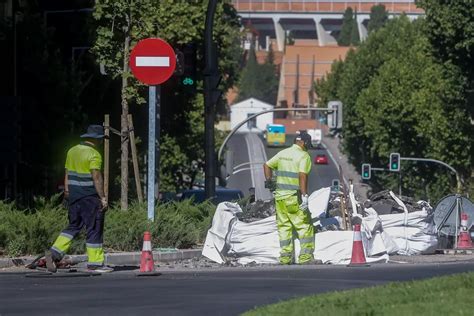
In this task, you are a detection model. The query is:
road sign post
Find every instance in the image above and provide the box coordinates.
[129,38,176,221]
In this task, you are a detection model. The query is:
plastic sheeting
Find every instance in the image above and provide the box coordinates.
[378,192,438,255]
[202,189,437,265]
[203,188,387,265]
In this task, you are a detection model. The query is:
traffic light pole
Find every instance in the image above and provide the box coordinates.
[204,0,218,200]
[399,157,461,193]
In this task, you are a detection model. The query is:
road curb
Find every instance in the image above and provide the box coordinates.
[0,249,202,269]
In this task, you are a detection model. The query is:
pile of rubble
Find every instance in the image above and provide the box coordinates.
[363,190,431,215]
[202,188,438,265]
[238,200,275,223]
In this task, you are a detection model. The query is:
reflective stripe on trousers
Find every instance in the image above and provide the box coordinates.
[275,195,314,264]
[50,196,105,265]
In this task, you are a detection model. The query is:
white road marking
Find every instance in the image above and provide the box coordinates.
[321,141,349,189]
[245,132,272,201]
[136,56,170,67]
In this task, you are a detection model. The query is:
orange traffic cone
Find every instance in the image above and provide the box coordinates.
[347,224,370,267]
[137,231,160,276]
[456,213,473,249]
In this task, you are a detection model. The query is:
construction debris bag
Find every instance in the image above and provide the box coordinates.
[372,192,437,255]
[202,188,389,265]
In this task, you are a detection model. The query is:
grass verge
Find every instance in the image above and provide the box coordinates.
[244,272,474,316]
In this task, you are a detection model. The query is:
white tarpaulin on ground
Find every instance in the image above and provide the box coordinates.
[377,192,438,255]
[203,188,390,265]
[202,188,437,265]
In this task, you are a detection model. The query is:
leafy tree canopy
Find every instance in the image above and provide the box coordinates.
[316,16,472,200]
[93,0,242,192]
[368,5,388,34]
[237,44,279,105]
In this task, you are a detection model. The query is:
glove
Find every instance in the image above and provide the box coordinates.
[100,197,108,211]
[299,194,309,211]
[264,179,276,192]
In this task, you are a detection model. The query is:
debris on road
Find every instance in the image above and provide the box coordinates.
[202,188,443,266]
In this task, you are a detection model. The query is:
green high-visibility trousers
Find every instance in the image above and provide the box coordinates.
[275,195,314,264]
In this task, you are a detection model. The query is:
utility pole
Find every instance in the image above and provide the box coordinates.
[204,0,218,199]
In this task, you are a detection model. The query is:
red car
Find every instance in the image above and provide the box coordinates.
[314,154,328,165]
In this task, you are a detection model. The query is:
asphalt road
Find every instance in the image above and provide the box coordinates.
[226,132,272,200]
[1,263,474,315]
[226,133,254,197]
[265,135,340,194]
[226,133,340,198]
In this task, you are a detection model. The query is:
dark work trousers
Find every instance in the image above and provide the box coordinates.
[65,195,104,244]
[51,195,105,261]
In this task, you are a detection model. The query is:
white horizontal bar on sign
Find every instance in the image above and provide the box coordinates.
[136,56,170,67]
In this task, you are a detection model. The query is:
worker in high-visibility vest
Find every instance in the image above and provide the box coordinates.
[264,132,315,264]
[45,125,112,273]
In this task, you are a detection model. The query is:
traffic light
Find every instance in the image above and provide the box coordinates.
[175,44,197,93]
[174,50,184,76]
[328,101,343,129]
[331,179,340,192]
[389,153,400,172]
[361,163,371,180]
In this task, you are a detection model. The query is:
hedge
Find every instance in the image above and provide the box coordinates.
[0,195,215,257]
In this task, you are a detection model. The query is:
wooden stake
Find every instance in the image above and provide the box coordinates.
[128,114,144,203]
[104,115,110,201]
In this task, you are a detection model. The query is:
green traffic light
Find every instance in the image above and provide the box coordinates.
[364,172,369,177]
[392,163,397,169]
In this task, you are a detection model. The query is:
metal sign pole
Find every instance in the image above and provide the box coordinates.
[147,86,156,221]
[156,85,161,207]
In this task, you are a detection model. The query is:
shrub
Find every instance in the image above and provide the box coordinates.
[0,197,216,257]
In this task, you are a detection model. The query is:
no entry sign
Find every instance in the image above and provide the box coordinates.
[129,38,176,85]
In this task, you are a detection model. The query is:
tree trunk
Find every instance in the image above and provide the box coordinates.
[120,33,131,210]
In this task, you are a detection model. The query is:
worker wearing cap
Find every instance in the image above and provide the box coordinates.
[45,125,112,273]
[264,132,314,264]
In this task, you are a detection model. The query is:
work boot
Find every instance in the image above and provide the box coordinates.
[44,250,57,273]
[299,259,323,265]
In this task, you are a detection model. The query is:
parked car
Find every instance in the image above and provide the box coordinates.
[314,154,328,165]
[180,187,244,204]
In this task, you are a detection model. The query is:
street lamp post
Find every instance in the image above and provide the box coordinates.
[204,0,218,200]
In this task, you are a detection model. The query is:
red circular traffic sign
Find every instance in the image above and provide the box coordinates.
[129,38,176,85]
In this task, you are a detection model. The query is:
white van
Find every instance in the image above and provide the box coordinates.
[307,129,322,148]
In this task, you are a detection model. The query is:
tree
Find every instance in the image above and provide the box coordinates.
[93,0,157,210]
[237,43,279,105]
[93,0,242,199]
[10,0,105,203]
[315,16,472,200]
[338,7,354,46]
[237,45,259,101]
[368,5,388,34]
[417,0,474,193]
[350,9,360,46]
[261,44,279,105]
[314,58,345,107]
